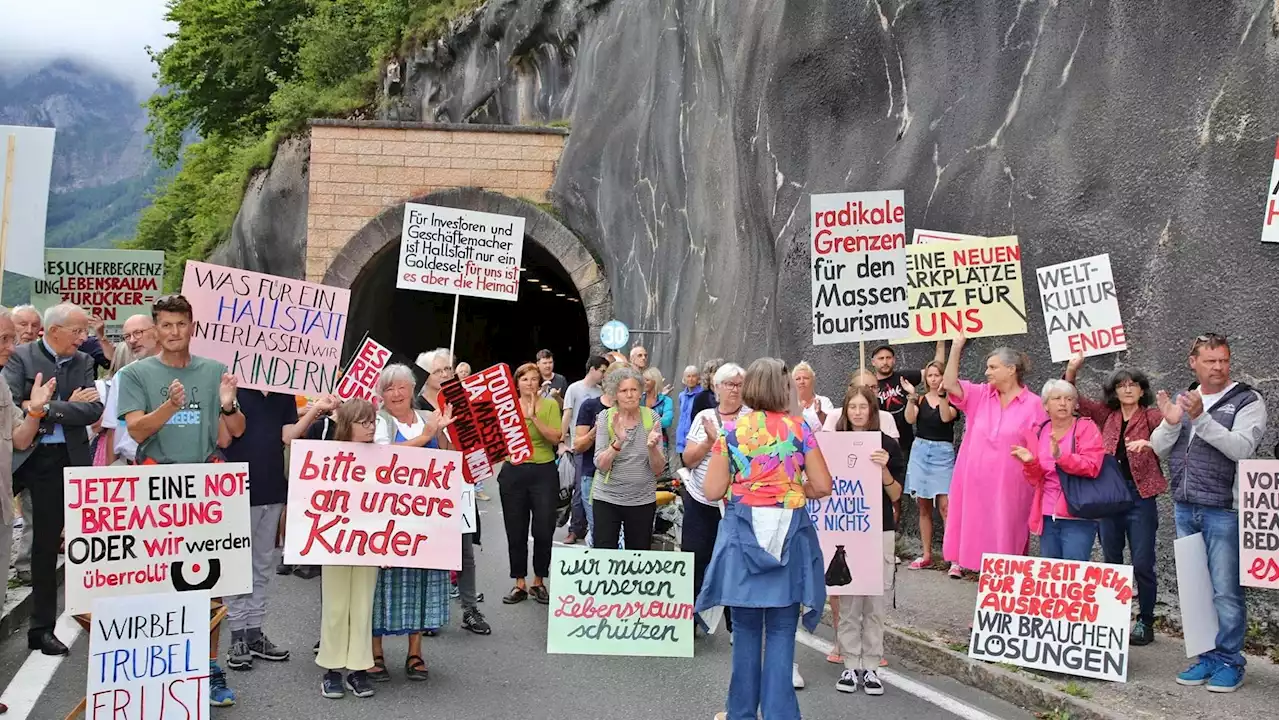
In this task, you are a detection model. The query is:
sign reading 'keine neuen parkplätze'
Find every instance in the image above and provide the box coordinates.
[810,191,910,345]
[970,554,1134,682]
[397,204,526,301]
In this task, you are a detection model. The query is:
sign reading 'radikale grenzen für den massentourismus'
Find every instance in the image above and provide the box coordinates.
[810,191,910,345]
[397,204,526,302]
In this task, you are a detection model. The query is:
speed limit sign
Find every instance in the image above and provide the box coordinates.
[600,320,630,350]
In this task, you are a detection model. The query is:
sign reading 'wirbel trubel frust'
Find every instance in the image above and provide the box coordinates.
[397,204,526,301]
[810,191,910,345]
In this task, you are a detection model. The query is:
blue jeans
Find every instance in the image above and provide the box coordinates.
[1174,502,1246,668]
[727,604,800,720]
[581,475,595,546]
[1039,517,1097,561]
[1098,496,1158,624]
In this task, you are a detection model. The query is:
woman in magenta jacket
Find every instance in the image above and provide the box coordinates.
[1064,353,1166,645]
[1012,379,1105,561]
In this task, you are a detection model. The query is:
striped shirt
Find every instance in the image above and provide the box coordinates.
[592,408,661,506]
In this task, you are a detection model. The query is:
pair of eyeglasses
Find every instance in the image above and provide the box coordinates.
[358,419,376,428]
[1189,333,1228,354]
[721,381,744,390]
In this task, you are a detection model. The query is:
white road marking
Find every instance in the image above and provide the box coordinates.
[0,612,85,720]
[794,629,1003,720]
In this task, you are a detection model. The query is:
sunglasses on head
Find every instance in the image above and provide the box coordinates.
[1190,333,1228,354]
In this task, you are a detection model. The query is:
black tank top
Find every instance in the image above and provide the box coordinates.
[914,397,956,442]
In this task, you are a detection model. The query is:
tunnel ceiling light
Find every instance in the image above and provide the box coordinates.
[555,292,566,297]
[524,276,540,283]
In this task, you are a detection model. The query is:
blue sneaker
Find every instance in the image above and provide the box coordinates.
[1175,658,1219,686]
[1207,664,1244,693]
[209,661,236,706]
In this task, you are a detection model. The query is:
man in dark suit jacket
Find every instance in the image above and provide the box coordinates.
[2,303,102,655]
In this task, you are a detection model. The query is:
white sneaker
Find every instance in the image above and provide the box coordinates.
[862,669,885,696]
[792,662,805,689]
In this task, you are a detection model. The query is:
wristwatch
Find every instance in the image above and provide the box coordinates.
[27,403,49,419]
[220,400,240,416]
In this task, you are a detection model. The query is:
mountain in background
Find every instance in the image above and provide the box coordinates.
[1,59,165,303]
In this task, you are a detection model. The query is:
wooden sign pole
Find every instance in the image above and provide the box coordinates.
[0,134,16,299]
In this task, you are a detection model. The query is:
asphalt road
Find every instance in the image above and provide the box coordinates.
[0,499,1032,720]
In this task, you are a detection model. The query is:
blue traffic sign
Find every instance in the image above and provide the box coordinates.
[600,320,630,350]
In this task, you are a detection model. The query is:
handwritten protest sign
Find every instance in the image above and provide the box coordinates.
[0,124,55,280]
[439,364,533,484]
[335,334,392,408]
[970,554,1134,682]
[182,261,349,396]
[63,464,251,614]
[397,204,525,301]
[810,431,883,595]
[87,591,209,720]
[1036,253,1127,362]
[1262,139,1278,244]
[1239,459,1279,589]
[283,440,462,570]
[32,249,165,340]
[547,547,694,657]
[911,229,1012,245]
[894,235,1027,343]
[810,190,910,344]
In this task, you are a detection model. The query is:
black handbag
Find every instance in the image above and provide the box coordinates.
[825,545,853,586]
[1043,421,1135,519]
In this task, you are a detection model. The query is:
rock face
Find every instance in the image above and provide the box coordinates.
[223,0,1279,628]
[210,136,310,279]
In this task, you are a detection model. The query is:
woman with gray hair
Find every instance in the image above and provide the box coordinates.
[940,336,1047,577]
[593,366,666,550]
[1011,379,1105,561]
[675,364,703,455]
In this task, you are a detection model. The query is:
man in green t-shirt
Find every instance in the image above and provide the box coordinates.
[113,293,245,708]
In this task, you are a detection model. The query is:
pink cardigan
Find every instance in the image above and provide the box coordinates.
[1021,419,1105,535]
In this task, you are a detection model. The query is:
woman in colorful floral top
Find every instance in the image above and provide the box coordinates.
[697,358,833,720]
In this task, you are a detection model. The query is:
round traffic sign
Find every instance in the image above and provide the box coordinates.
[600,320,630,350]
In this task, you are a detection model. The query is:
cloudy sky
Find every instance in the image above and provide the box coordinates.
[0,0,172,94]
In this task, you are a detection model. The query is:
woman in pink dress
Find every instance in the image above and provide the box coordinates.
[940,336,1047,577]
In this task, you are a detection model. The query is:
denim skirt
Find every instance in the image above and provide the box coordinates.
[905,438,955,499]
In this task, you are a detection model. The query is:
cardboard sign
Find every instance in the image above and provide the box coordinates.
[809,431,884,596]
[87,591,210,719]
[1262,139,1279,244]
[1036,253,1127,362]
[810,190,910,345]
[1174,534,1220,657]
[0,124,55,280]
[895,236,1027,343]
[32,249,165,340]
[181,261,350,396]
[1239,459,1279,589]
[397,204,525,301]
[547,547,695,657]
[63,463,252,614]
[970,554,1134,682]
[283,440,462,570]
[335,334,391,408]
[439,363,533,484]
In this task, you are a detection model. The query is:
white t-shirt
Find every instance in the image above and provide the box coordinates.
[821,407,900,439]
[1190,382,1237,442]
[799,395,835,433]
[684,406,752,506]
[375,414,426,445]
[101,379,140,462]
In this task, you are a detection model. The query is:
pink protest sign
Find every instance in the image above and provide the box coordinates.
[282,440,463,570]
[1239,459,1279,589]
[810,431,884,596]
[181,261,350,396]
[335,335,391,408]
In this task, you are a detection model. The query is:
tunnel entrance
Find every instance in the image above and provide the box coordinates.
[327,189,610,382]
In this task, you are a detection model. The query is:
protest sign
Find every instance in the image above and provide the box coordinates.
[87,591,210,720]
[1036,253,1127,362]
[894,235,1027,343]
[283,440,463,570]
[911,229,1008,245]
[547,547,695,657]
[439,363,533,484]
[32,249,165,340]
[810,431,883,595]
[460,485,477,535]
[335,334,392,408]
[182,261,350,396]
[1239,459,1279,589]
[1174,534,1219,657]
[810,190,910,344]
[63,463,251,614]
[1,124,55,280]
[1262,139,1278,244]
[397,204,525,301]
[970,554,1134,682]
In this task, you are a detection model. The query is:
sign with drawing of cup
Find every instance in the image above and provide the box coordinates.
[809,431,883,596]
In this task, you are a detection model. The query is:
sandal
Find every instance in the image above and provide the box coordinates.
[908,557,932,570]
[529,584,550,605]
[405,654,429,681]
[825,652,844,664]
[367,655,390,683]
[503,586,528,604]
